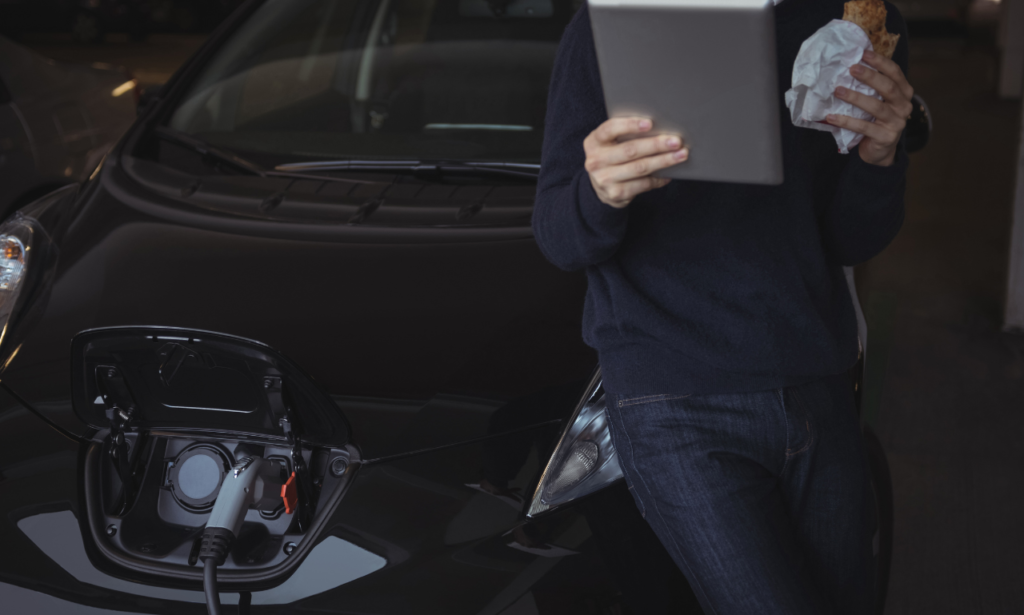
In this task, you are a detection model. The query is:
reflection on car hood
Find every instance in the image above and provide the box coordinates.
[17,510,385,606]
[3,172,596,455]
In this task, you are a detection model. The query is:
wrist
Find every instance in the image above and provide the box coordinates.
[578,172,630,226]
[589,174,630,209]
[858,145,896,167]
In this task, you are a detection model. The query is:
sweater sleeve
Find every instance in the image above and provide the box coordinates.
[531,6,629,272]
[821,2,910,267]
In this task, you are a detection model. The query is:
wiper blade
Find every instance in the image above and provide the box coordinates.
[154,126,267,176]
[275,159,540,180]
[153,128,385,184]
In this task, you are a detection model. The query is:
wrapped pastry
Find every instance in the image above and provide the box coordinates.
[784,0,899,153]
[843,0,899,59]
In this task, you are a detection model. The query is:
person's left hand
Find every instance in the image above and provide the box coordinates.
[825,49,915,167]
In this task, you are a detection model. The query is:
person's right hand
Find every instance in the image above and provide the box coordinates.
[584,117,689,209]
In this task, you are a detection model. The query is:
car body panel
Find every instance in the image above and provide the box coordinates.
[4,147,596,446]
[0,80,617,612]
[0,1,654,609]
[0,383,628,614]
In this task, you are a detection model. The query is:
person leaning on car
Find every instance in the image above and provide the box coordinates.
[532,0,913,613]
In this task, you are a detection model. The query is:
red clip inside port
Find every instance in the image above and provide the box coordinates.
[281,471,298,514]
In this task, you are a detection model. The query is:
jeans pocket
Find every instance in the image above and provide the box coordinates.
[615,393,691,408]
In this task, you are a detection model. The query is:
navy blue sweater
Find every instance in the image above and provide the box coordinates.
[533,0,909,396]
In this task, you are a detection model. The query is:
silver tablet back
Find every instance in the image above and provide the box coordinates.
[589,0,783,185]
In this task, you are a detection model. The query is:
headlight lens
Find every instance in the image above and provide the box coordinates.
[0,236,26,289]
[0,217,34,348]
[527,372,623,517]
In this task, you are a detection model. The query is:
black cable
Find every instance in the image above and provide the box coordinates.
[0,381,90,445]
[204,559,223,615]
[239,590,252,615]
[200,527,232,615]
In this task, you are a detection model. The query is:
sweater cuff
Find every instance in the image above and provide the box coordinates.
[845,144,909,197]
[576,171,629,231]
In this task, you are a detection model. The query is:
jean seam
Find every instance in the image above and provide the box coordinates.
[785,426,814,457]
[617,393,692,408]
[608,402,646,519]
[783,387,816,461]
[609,405,721,615]
[778,388,792,476]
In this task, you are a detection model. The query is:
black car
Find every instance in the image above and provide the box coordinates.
[0,1,908,613]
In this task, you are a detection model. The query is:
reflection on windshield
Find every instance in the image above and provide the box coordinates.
[169,0,580,164]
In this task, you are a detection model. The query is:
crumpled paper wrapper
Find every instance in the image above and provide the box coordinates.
[784,19,881,154]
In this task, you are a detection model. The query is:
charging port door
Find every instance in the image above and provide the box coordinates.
[71,326,358,589]
[71,326,350,447]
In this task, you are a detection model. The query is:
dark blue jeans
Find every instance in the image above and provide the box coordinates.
[605,373,875,615]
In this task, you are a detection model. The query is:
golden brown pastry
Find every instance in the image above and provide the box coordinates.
[843,0,900,59]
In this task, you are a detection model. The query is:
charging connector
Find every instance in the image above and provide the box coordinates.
[199,456,288,615]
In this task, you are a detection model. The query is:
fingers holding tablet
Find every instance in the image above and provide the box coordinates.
[585,117,688,209]
[588,116,653,146]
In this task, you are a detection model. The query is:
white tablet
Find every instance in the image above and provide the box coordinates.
[589,0,784,185]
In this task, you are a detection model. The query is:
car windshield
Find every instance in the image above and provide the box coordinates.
[168,0,580,165]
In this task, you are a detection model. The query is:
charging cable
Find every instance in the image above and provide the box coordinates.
[199,456,289,615]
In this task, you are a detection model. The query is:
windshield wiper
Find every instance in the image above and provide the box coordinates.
[154,126,268,176]
[275,159,540,181]
[154,128,540,182]
[153,128,373,184]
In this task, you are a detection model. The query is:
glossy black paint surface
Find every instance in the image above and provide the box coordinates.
[0,1,709,612]
[6,142,596,422]
[0,139,657,615]
[0,18,687,615]
[0,121,622,613]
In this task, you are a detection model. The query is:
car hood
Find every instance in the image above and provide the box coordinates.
[2,158,596,458]
[0,166,603,614]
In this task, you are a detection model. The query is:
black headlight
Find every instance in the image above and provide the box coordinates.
[527,370,624,517]
[0,210,59,370]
